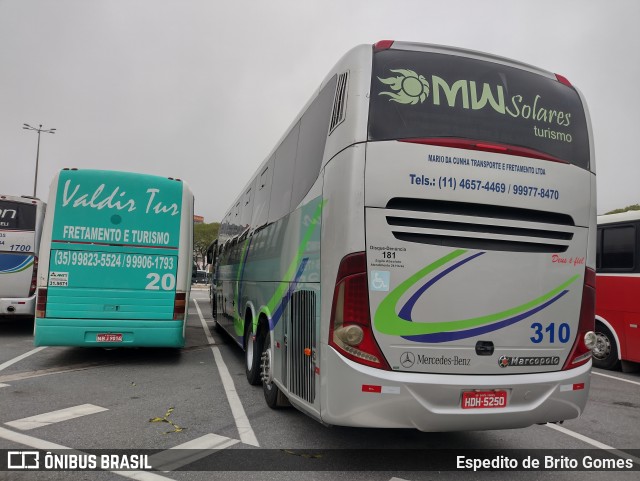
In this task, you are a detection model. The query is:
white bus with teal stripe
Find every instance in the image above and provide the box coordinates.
[0,195,45,318]
[212,40,597,431]
[34,169,193,348]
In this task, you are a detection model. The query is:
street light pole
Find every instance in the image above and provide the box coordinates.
[23,123,56,198]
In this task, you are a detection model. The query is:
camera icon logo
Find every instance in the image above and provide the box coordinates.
[8,451,40,470]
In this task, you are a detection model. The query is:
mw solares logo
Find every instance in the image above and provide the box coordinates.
[377,68,574,135]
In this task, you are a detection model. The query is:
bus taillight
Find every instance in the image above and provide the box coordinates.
[329,252,390,370]
[555,74,573,87]
[562,267,597,370]
[29,256,38,297]
[173,292,186,320]
[373,40,394,52]
[36,288,47,318]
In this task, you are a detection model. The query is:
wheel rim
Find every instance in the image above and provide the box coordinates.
[261,337,273,386]
[593,331,612,361]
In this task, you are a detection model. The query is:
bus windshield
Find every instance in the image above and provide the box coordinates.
[0,200,36,232]
[369,49,590,169]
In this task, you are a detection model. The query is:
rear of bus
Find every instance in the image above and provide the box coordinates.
[325,42,596,431]
[35,169,193,348]
[0,196,44,318]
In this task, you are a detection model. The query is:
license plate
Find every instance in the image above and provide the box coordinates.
[461,390,507,409]
[96,333,123,342]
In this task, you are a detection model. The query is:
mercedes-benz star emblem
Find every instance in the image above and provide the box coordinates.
[400,352,415,368]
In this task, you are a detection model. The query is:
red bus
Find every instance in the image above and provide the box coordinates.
[594,211,640,370]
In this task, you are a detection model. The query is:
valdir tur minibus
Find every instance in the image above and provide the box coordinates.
[35,169,193,348]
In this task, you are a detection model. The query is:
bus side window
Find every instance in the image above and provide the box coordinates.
[596,228,602,270]
[600,225,636,271]
[268,123,299,222]
[240,180,256,229]
[251,157,274,229]
[291,75,338,208]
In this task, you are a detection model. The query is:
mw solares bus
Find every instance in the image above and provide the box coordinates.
[0,195,45,318]
[35,169,193,348]
[211,41,597,431]
[594,211,640,371]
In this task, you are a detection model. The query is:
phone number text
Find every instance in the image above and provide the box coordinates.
[54,251,175,270]
[409,174,560,200]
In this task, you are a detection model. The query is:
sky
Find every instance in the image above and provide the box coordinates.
[1,0,638,222]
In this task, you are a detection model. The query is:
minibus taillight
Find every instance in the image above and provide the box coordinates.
[329,252,390,370]
[36,288,47,318]
[29,256,38,297]
[173,292,186,320]
[562,267,597,370]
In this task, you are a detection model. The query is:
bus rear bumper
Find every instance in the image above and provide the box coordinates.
[33,318,185,348]
[0,296,35,317]
[321,347,591,432]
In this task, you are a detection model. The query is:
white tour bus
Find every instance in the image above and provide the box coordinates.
[0,195,46,318]
[212,41,597,431]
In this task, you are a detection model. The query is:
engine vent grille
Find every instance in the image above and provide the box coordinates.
[385,198,575,253]
[289,290,316,403]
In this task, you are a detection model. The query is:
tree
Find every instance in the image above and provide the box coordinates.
[605,204,640,215]
[193,222,219,269]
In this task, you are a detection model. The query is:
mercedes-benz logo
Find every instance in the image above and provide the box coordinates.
[400,352,415,368]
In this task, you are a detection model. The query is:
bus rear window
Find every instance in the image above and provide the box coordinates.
[0,201,36,230]
[369,49,590,169]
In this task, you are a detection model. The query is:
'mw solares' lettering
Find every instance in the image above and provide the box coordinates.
[62,180,179,216]
[378,69,572,128]
[432,76,505,113]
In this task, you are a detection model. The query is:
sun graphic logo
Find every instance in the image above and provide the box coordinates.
[378,69,430,105]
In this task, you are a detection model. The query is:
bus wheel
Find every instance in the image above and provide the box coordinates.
[593,323,620,370]
[245,322,262,385]
[261,330,290,409]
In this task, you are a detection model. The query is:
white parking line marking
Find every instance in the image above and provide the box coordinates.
[593,371,640,387]
[193,298,260,447]
[0,346,46,373]
[0,426,176,481]
[545,423,640,466]
[0,362,107,383]
[5,404,108,431]
[0,383,9,388]
[149,433,239,471]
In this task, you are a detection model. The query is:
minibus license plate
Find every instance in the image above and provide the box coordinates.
[97,333,122,342]
[461,390,507,409]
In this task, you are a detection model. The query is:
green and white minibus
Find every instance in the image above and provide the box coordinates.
[35,169,193,348]
[0,195,46,318]
[212,41,597,431]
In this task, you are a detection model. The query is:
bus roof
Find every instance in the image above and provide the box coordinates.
[598,210,640,225]
[0,194,44,205]
[385,41,556,80]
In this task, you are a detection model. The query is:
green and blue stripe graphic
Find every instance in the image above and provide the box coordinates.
[0,253,34,274]
[374,249,579,343]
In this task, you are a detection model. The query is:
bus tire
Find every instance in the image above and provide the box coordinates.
[245,319,262,385]
[593,323,620,370]
[261,330,290,409]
